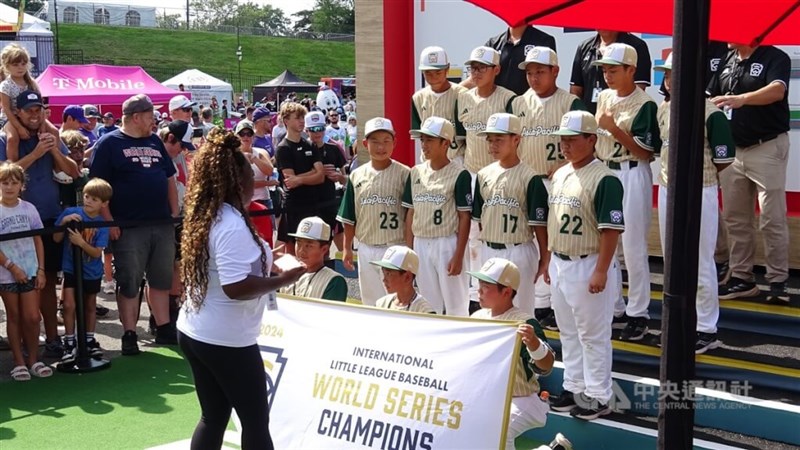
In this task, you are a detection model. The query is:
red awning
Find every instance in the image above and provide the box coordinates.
[465,0,800,45]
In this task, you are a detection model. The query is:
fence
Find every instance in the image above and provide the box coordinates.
[1,35,56,77]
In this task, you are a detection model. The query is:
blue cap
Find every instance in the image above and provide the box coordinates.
[64,105,89,124]
[15,90,44,110]
[252,107,272,122]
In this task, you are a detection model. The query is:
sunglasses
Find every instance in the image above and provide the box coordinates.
[181,107,193,112]
[238,131,254,137]
[308,126,325,133]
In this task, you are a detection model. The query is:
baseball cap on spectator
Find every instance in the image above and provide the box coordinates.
[123,94,155,115]
[592,43,638,67]
[103,112,114,119]
[234,120,255,134]
[168,94,196,112]
[305,111,326,131]
[83,104,101,119]
[15,90,44,110]
[552,111,599,136]
[63,105,89,123]
[365,117,395,138]
[252,107,272,122]
[288,216,331,242]
[477,113,521,136]
[654,52,673,71]
[518,46,559,69]
[467,257,520,291]
[370,246,419,275]
[410,116,455,142]
[418,46,449,71]
[167,120,196,151]
[465,46,500,66]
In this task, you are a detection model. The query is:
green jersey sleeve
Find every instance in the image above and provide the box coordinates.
[401,174,413,209]
[526,175,542,225]
[455,170,473,211]
[336,178,357,225]
[505,96,515,113]
[454,99,466,138]
[631,101,661,152]
[411,100,422,131]
[471,174,484,221]
[529,175,549,226]
[323,276,348,302]
[706,110,736,164]
[594,175,625,231]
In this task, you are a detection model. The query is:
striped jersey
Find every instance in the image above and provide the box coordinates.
[376,293,436,314]
[531,159,625,256]
[402,161,472,238]
[412,83,467,160]
[337,160,410,246]
[471,306,551,397]
[472,162,538,244]
[455,86,516,173]
[657,99,735,187]
[512,88,584,175]
[595,88,661,162]
[280,267,347,302]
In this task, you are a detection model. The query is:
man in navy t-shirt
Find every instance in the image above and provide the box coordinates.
[89,93,179,355]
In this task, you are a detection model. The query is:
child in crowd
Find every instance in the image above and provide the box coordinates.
[0,162,50,381]
[58,130,91,208]
[53,178,112,362]
[0,44,60,162]
[370,246,435,313]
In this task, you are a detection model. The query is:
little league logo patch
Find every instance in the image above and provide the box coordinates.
[374,118,384,127]
[715,145,728,157]
[536,208,546,220]
[428,52,439,64]
[525,45,536,58]
[750,63,764,77]
[487,116,499,128]
[709,58,721,73]
[610,210,623,224]
[259,345,288,412]
[300,221,313,233]
[474,48,486,59]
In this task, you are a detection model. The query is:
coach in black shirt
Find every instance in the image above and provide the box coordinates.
[570,31,652,114]
[707,44,791,303]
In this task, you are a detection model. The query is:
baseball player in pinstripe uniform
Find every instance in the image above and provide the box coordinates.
[371,246,436,314]
[337,118,410,306]
[455,46,517,303]
[404,116,472,316]
[472,113,543,315]
[412,46,467,162]
[513,46,587,330]
[655,53,735,354]
[593,43,661,341]
[468,257,555,449]
[533,110,624,421]
[281,216,348,302]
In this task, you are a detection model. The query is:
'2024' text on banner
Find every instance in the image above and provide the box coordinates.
[258,295,521,450]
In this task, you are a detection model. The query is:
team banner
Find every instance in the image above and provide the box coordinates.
[258,295,521,450]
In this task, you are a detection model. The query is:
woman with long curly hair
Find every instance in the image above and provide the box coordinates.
[176,128,305,450]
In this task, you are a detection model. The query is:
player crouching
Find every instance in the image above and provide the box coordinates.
[370,246,435,314]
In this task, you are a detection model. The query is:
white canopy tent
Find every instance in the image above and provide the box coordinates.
[162,69,234,111]
[0,3,50,30]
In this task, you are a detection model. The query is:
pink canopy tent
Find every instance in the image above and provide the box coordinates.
[36,64,184,122]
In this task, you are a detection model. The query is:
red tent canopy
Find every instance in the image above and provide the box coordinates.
[465,0,800,46]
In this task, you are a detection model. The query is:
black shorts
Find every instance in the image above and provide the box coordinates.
[42,219,63,273]
[278,205,318,243]
[319,199,343,236]
[62,272,101,295]
[0,278,37,293]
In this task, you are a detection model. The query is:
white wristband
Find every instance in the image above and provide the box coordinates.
[3,259,12,269]
[527,339,549,361]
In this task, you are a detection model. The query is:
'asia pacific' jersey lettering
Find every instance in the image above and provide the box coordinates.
[456,86,516,173]
[402,161,472,238]
[472,162,538,244]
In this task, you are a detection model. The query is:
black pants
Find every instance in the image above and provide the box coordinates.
[178,332,274,450]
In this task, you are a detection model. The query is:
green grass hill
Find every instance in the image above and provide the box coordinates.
[55,24,355,91]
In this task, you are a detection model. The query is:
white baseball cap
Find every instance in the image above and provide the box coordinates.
[168,94,196,112]
[370,246,419,275]
[305,111,326,129]
[419,46,450,71]
[365,117,395,138]
[552,111,599,136]
[465,46,500,67]
[410,116,455,142]
[654,52,673,72]
[467,258,520,291]
[477,113,522,136]
[288,216,331,242]
[518,46,559,69]
[592,43,638,67]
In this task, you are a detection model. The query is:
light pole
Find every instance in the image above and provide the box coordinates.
[236,23,242,96]
[53,0,60,63]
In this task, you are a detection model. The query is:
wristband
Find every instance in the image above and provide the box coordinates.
[3,259,12,269]
[527,339,550,361]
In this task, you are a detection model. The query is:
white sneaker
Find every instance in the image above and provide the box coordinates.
[102,280,116,294]
[53,171,73,184]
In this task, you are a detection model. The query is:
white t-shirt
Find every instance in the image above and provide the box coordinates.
[177,203,274,347]
[248,147,271,201]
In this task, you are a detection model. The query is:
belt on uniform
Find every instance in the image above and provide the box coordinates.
[605,160,638,170]
[485,242,520,250]
[553,252,588,261]
[742,133,781,148]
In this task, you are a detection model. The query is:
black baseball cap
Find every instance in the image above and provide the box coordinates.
[168,120,196,151]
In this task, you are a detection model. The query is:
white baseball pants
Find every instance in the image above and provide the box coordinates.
[414,236,469,316]
[481,242,538,315]
[356,243,389,306]
[505,394,548,450]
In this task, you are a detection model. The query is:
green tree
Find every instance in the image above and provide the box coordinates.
[292,9,314,34]
[0,0,45,15]
[236,3,289,35]
[311,0,354,35]
[156,12,183,30]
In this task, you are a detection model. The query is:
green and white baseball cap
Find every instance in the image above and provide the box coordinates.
[518,46,559,69]
[477,113,522,136]
[465,46,500,66]
[419,46,450,71]
[552,111,599,136]
[370,246,419,275]
[410,116,455,141]
[654,52,673,72]
[288,216,331,242]
[365,117,395,138]
[467,258,520,291]
[591,43,638,67]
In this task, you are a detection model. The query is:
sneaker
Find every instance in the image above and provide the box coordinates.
[569,401,611,421]
[155,324,178,345]
[611,312,629,330]
[766,282,790,305]
[716,261,729,285]
[535,307,558,331]
[549,391,577,412]
[695,332,721,354]
[43,337,64,358]
[95,305,110,317]
[61,340,76,363]
[620,317,649,341]
[102,280,116,295]
[121,331,141,356]
[86,338,103,358]
[548,433,573,450]
[718,277,760,300]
